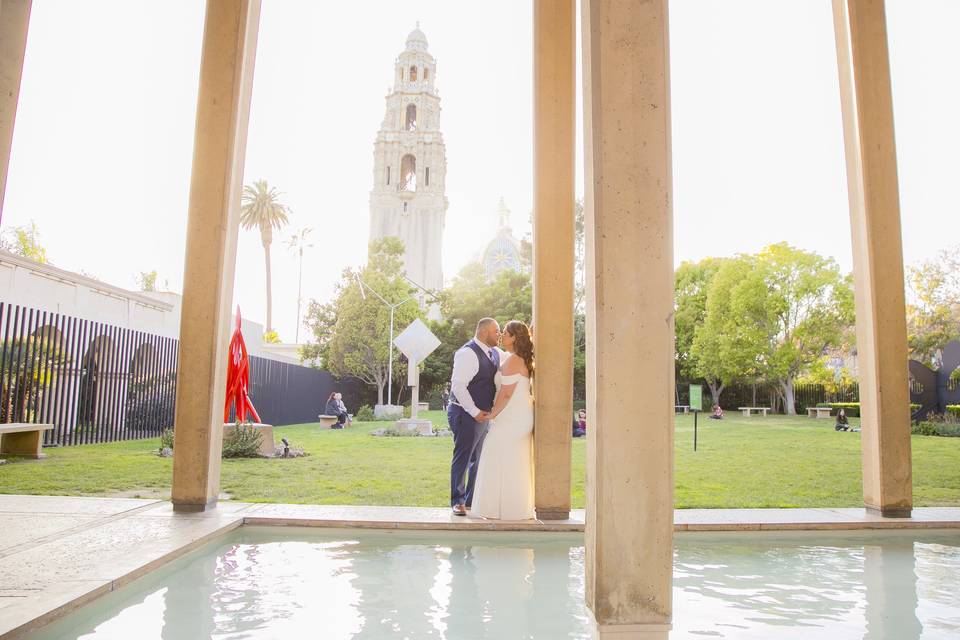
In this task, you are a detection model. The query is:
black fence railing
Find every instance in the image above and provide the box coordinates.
[0,302,364,448]
[0,302,179,446]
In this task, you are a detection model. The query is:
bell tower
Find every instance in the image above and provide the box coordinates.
[368,24,448,294]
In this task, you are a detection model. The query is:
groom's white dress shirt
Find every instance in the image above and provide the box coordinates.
[450,338,501,418]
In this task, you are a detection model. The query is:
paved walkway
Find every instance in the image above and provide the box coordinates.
[1,495,958,638]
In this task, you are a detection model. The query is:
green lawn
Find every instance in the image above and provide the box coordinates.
[1,411,958,508]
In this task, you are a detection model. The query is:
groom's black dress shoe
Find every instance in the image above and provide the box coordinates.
[452,504,467,516]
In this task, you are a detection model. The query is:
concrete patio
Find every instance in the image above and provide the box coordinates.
[1,494,959,639]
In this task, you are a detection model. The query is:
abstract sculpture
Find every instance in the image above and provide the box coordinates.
[224,307,261,424]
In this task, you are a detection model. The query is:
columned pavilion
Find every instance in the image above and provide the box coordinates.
[0,1,913,637]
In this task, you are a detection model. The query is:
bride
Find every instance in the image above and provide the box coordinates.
[471,320,535,520]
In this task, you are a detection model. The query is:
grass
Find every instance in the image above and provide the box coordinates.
[1,411,958,508]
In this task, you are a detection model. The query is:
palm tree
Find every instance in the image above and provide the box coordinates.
[240,180,290,333]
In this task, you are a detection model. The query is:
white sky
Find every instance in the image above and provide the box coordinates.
[4,1,958,342]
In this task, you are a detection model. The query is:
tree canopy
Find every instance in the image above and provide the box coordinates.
[302,237,423,405]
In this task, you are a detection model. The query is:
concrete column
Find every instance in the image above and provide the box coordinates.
[581,0,674,637]
[0,0,32,220]
[832,0,912,517]
[532,0,575,521]
[171,0,261,512]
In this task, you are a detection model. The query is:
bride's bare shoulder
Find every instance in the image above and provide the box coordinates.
[501,353,528,377]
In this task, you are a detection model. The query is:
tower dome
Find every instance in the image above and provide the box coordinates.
[482,198,523,280]
[406,23,429,52]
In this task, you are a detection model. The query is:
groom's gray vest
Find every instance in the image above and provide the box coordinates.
[451,341,499,412]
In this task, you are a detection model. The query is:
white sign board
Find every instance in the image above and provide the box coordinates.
[393,318,441,365]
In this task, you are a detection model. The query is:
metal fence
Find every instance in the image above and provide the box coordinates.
[0,302,363,448]
[0,302,178,446]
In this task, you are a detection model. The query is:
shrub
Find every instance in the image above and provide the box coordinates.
[354,405,375,422]
[911,418,960,437]
[222,423,263,458]
[947,405,960,420]
[158,428,175,452]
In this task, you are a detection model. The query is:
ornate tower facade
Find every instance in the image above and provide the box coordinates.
[368,25,448,293]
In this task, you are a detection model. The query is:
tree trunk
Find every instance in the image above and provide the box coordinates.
[782,378,796,415]
[263,241,273,333]
[376,380,384,406]
[706,380,724,408]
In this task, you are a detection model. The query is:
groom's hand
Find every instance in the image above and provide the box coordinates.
[475,411,491,422]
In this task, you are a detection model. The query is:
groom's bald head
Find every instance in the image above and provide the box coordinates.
[475,318,501,348]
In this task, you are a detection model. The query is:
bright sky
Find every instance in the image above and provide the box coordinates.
[4,1,958,342]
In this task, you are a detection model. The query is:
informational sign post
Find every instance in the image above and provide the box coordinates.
[689,384,703,412]
[689,384,703,451]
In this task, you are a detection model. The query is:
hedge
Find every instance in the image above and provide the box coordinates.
[816,402,921,418]
[911,421,960,437]
[947,405,960,419]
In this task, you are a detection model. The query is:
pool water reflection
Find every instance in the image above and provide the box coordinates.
[33,528,960,639]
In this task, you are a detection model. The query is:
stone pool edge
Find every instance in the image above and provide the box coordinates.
[2,498,959,639]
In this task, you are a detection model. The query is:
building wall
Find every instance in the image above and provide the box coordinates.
[0,250,299,364]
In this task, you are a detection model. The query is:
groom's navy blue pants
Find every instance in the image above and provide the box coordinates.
[448,404,490,507]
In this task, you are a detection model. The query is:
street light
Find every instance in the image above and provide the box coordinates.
[354,274,418,405]
[286,227,314,343]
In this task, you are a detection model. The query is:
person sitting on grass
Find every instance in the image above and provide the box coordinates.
[835,408,850,432]
[708,404,724,420]
[572,409,587,438]
[325,392,347,429]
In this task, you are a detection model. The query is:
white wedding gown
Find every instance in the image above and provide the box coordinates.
[471,356,535,520]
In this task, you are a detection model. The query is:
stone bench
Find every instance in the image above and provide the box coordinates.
[674,405,690,414]
[738,407,770,417]
[807,406,833,419]
[318,414,352,428]
[0,423,54,458]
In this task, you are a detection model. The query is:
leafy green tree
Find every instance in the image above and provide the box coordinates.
[690,256,764,407]
[137,270,159,292]
[240,180,290,333]
[747,243,854,414]
[302,237,422,405]
[1,220,48,263]
[419,264,532,391]
[906,245,960,365]
[675,257,726,383]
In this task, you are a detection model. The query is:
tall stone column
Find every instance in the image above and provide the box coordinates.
[581,0,674,637]
[171,0,261,512]
[0,0,32,220]
[832,0,912,517]
[532,0,575,521]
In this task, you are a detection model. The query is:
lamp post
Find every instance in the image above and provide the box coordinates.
[355,274,418,405]
[286,227,314,343]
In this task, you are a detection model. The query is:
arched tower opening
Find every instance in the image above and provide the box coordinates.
[405,104,417,131]
[409,65,418,82]
[399,154,416,192]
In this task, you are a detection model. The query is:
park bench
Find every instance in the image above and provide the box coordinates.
[738,407,770,417]
[674,405,690,414]
[318,414,352,428]
[807,406,833,419]
[0,423,54,458]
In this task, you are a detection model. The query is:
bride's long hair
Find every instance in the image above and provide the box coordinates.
[504,320,534,378]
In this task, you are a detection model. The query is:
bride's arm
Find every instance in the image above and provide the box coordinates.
[489,381,518,420]
[490,357,525,420]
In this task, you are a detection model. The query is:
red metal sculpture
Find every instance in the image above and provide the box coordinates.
[224,307,261,424]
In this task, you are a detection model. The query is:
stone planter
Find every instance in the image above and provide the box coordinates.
[417,401,430,413]
[394,419,434,436]
[222,422,275,457]
[374,404,404,420]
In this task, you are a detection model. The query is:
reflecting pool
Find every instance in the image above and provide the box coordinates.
[32,527,960,639]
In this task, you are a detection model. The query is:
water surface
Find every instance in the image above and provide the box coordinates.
[33,527,960,639]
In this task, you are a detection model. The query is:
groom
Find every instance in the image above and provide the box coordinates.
[447,317,501,516]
